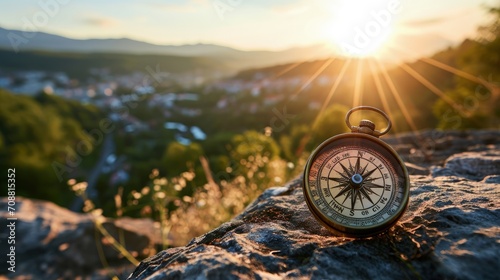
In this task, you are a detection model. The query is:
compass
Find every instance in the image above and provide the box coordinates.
[303,106,410,237]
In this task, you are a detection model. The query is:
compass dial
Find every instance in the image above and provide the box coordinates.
[303,133,409,237]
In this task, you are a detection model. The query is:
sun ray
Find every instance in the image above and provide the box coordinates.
[271,61,305,80]
[291,57,336,99]
[373,59,436,160]
[419,57,500,102]
[311,59,352,128]
[353,59,364,108]
[399,63,469,117]
[250,61,308,99]
[384,44,497,117]
[367,58,412,154]
[368,58,399,133]
[259,60,310,88]
[419,57,488,86]
[374,59,420,133]
[386,44,496,92]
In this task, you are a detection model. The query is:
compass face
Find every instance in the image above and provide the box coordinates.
[303,133,409,237]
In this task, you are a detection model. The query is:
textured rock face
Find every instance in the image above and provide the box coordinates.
[0,198,160,279]
[129,130,500,280]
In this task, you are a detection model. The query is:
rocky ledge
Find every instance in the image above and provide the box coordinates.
[0,197,161,279]
[129,130,500,280]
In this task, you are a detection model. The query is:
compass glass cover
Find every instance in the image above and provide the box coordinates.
[304,134,409,236]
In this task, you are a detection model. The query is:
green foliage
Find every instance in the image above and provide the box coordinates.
[309,104,350,149]
[0,49,229,79]
[160,142,206,190]
[230,131,280,162]
[433,87,493,129]
[434,4,500,129]
[230,130,280,180]
[279,124,309,162]
[162,142,204,175]
[0,90,103,204]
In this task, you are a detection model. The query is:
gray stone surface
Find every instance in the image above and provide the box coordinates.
[0,198,160,279]
[1,130,498,279]
[129,130,500,280]
[432,150,500,180]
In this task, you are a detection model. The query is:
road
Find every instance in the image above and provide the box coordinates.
[70,132,115,211]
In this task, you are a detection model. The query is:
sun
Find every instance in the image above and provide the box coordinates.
[325,0,400,58]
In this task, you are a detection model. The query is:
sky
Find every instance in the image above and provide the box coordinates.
[0,0,498,53]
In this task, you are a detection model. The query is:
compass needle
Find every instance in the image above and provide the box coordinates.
[357,191,364,209]
[363,167,378,179]
[335,185,351,198]
[364,182,385,189]
[303,106,410,237]
[360,188,375,204]
[360,162,369,175]
[355,157,361,174]
[364,177,381,182]
[348,159,355,174]
[351,189,358,210]
[333,182,349,189]
[335,169,350,180]
[339,162,352,177]
[363,186,379,196]
[328,177,349,184]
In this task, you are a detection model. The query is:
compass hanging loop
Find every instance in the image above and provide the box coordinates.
[303,106,409,237]
[345,106,392,137]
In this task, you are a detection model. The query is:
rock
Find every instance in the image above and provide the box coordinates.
[385,129,500,167]
[129,132,500,280]
[432,150,500,180]
[405,162,430,176]
[0,198,161,279]
[2,130,498,279]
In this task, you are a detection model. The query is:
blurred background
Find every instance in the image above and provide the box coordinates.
[0,0,499,274]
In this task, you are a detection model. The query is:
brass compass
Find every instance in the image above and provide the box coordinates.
[303,106,410,237]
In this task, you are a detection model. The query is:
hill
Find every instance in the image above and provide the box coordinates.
[0,48,231,79]
[0,27,335,71]
[229,39,480,131]
[0,25,461,72]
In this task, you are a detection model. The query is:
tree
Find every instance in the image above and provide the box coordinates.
[230,130,280,179]
[0,90,103,205]
[308,104,350,149]
[434,4,500,129]
[162,142,204,177]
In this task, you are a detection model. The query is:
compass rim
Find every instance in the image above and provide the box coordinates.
[303,132,410,238]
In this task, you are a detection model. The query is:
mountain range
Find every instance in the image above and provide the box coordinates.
[0,27,454,72]
[0,27,334,71]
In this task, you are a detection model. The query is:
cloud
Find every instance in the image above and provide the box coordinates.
[403,9,471,27]
[82,17,120,27]
[403,17,448,27]
[147,0,209,13]
[271,0,310,16]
